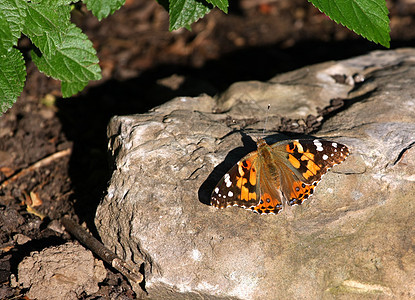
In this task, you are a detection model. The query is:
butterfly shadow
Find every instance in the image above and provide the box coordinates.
[198,132,293,206]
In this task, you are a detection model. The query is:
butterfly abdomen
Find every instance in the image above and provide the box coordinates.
[257,139,282,184]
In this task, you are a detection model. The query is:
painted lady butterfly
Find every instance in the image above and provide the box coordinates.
[211,138,349,214]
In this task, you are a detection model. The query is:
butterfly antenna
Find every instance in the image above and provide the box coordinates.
[262,104,271,136]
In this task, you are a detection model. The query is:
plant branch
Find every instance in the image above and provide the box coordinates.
[60,217,144,284]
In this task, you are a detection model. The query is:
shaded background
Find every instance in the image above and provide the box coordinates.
[1,0,415,298]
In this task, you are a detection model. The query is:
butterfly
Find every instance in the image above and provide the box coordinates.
[211,138,349,214]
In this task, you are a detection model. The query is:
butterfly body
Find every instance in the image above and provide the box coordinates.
[211,138,349,215]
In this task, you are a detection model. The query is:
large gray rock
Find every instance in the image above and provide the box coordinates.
[95,49,415,299]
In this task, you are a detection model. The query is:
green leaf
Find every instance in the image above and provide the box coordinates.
[61,80,89,97]
[0,0,27,48]
[205,0,228,13]
[84,0,126,21]
[23,1,71,57]
[0,47,26,113]
[0,10,14,49]
[169,0,212,31]
[57,0,75,5]
[309,0,390,47]
[31,24,102,97]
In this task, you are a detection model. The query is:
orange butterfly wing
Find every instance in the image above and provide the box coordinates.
[211,138,349,215]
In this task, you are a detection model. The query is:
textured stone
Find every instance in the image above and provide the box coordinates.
[96,49,415,299]
[17,242,107,300]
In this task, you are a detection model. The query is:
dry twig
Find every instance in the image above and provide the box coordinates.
[0,148,72,189]
[60,217,144,284]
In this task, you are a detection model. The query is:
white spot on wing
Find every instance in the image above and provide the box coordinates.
[332,142,338,148]
[228,191,233,197]
[322,154,328,160]
[313,139,323,152]
[214,187,219,194]
[224,173,232,188]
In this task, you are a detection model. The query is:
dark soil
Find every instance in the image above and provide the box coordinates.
[1,0,415,298]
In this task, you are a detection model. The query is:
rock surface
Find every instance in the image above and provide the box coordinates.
[95,49,415,299]
[16,242,107,300]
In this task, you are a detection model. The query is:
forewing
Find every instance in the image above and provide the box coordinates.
[211,153,261,210]
[271,139,349,206]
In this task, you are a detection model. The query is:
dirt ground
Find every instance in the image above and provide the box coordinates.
[1,0,415,298]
